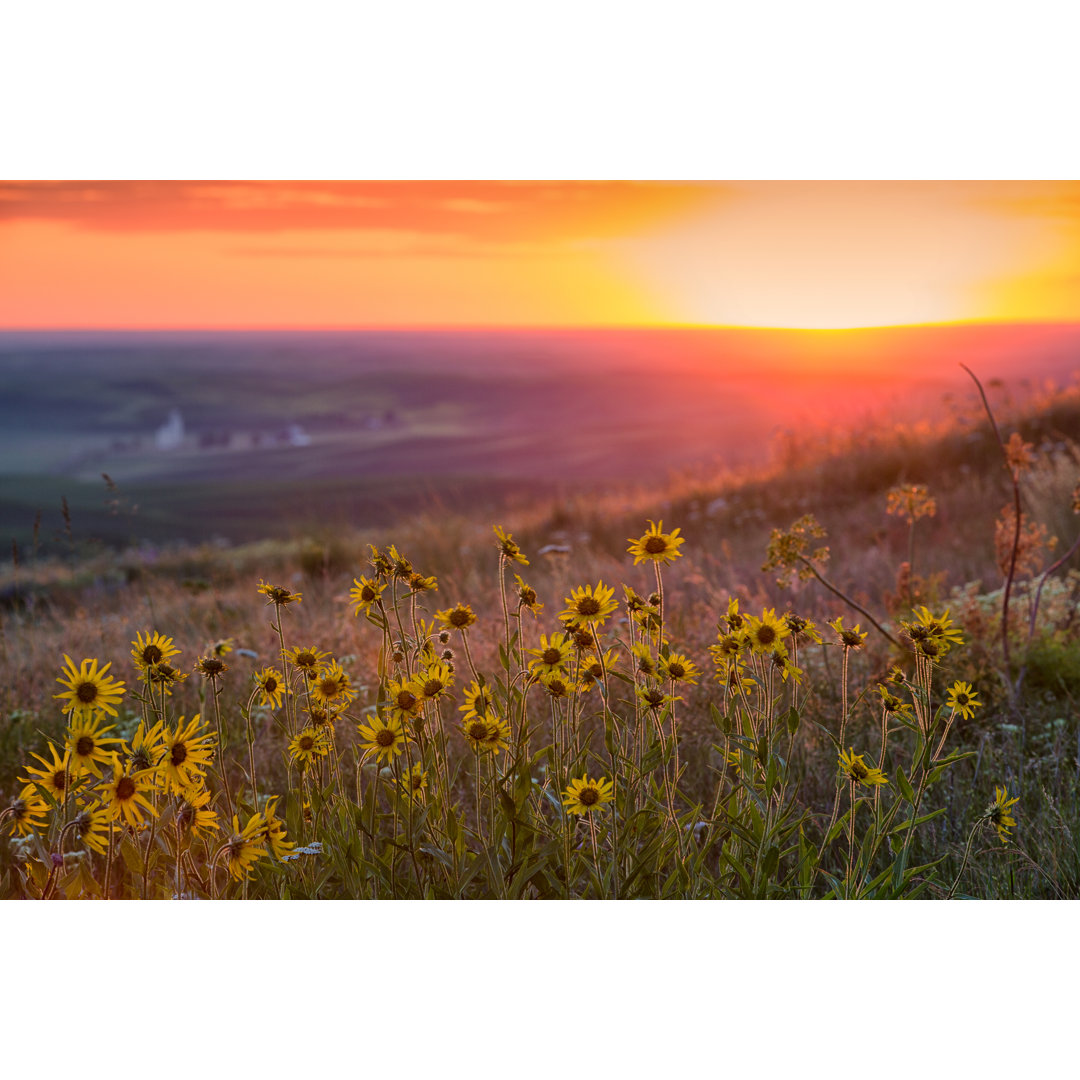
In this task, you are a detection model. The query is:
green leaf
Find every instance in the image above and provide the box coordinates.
[896,765,916,805]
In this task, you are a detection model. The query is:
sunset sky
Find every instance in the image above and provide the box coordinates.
[3,180,1080,330]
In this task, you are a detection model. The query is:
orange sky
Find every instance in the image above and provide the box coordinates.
[2,181,1080,329]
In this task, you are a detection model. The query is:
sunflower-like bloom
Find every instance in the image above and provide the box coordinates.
[493,524,529,565]
[310,661,357,709]
[54,655,127,719]
[527,632,574,677]
[579,649,621,690]
[130,630,180,673]
[459,680,497,719]
[657,651,700,684]
[513,574,543,615]
[830,617,868,651]
[158,714,216,794]
[209,638,235,657]
[461,713,511,755]
[288,726,331,768]
[908,605,965,649]
[407,571,439,594]
[220,814,268,881]
[253,668,286,711]
[194,654,228,680]
[877,683,914,719]
[415,662,454,703]
[562,776,615,815]
[631,642,658,678]
[5,788,49,836]
[627,519,685,566]
[257,580,302,607]
[946,681,982,721]
[743,609,790,655]
[784,612,823,644]
[357,715,410,763]
[436,603,478,632]
[175,785,219,839]
[256,796,295,861]
[145,661,188,696]
[386,545,413,581]
[285,645,329,681]
[349,575,386,616]
[19,743,74,803]
[986,786,1019,844]
[66,712,125,779]
[71,800,111,854]
[383,677,423,724]
[397,763,429,802]
[101,755,160,829]
[838,748,888,787]
[559,582,618,630]
[128,717,165,772]
[636,683,681,712]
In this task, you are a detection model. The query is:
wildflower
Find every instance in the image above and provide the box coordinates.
[19,743,73,802]
[368,545,393,578]
[657,651,701,684]
[221,814,268,881]
[830,617,868,651]
[723,598,745,632]
[416,662,454,703]
[158,715,215,794]
[397,763,428,801]
[436,603,478,632]
[209,638,235,657]
[101,755,160,829]
[744,608,790,655]
[528,632,574,677]
[494,524,529,565]
[386,545,413,581]
[285,645,329,680]
[288,726,330,768]
[560,582,618,629]
[130,630,180,672]
[384,677,423,724]
[407,571,439,594]
[762,514,830,588]
[631,642,658,677]
[145,661,188,695]
[349,575,386,616]
[66,713,124,778]
[257,580,302,607]
[459,680,497,719]
[994,503,1053,578]
[253,667,286,711]
[885,483,937,525]
[580,649,621,688]
[624,585,649,614]
[5,788,49,836]
[769,648,803,684]
[310,661,357,709]
[514,574,543,614]
[986,786,1019,844]
[709,631,744,665]
[636,684,680,712]
[194,654,228,680]
[54,655,126,719]
[461,713,511,754]
[256,796,295,861]
[946,681,982,721]
[128,718,164,773]
[838,748,888,787]
[357,715,410,763]
[877,684,913,718]
[908,606,964,649]
[627,520,685,566]
[71,800,111,854]
[305,705,338,730]
[175,785,219,839]
[784,613,822,644]
[1004,432,1036,477]
[562,776,615,815]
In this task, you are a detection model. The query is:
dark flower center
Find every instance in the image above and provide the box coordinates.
[52,769,67,790]
[361,586,376,602]
[579,787,600,806]
[423,679,443,697]
[264,678,278,694]
[396,690,417,710]
[142,645,163,664]
[576,598,601,616]
[644,536,667,554]
[542,648,561,666]
[450,609,471,627]
[76,736,94,756]
[296,651,316,667]
[300,736,315,751]
[755,625,777,646]
[668,662,686,678]
[468,721,488,740]
[375,729,396,747]
[76,682,98,703]
[116,776,136,800]
[171,743,188,766]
